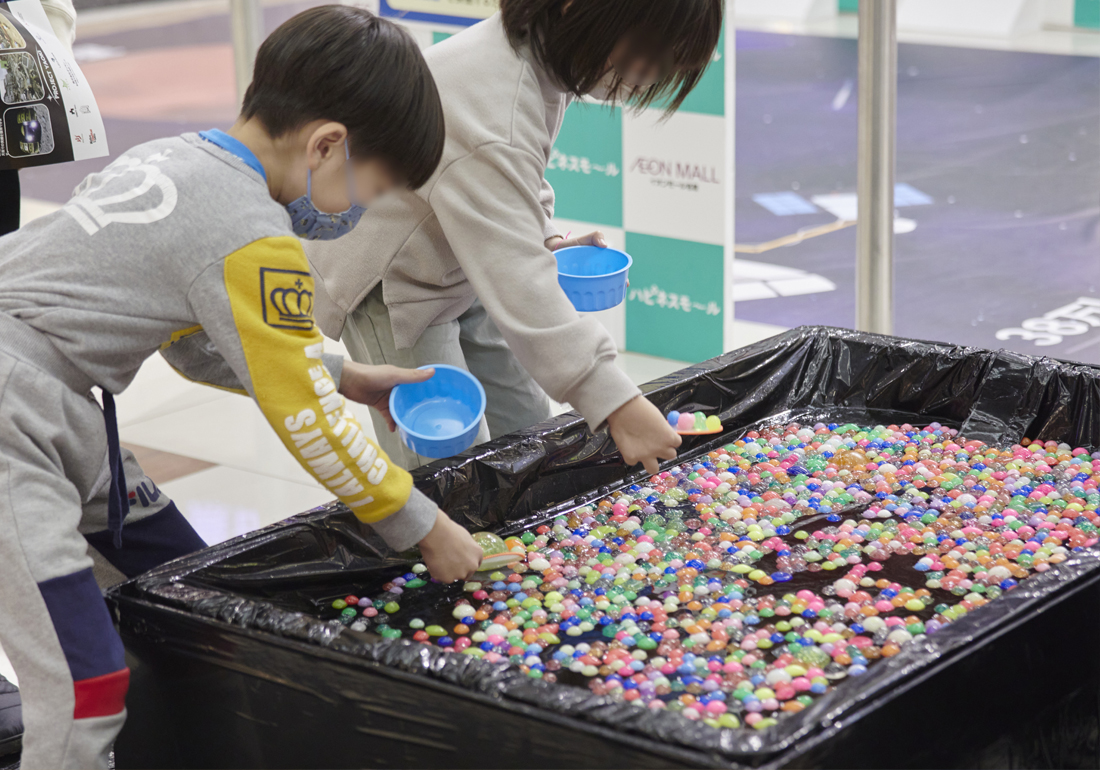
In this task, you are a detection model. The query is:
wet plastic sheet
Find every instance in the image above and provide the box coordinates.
[108,327,1100,769]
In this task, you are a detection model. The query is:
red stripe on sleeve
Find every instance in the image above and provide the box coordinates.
[73,668,130,719]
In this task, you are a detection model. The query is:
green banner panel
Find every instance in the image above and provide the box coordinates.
[1077,0,1100,28]
[624,232,723,361]
[546,103,624,227]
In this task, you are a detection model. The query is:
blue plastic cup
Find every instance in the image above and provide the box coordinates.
[555,246,632,312]
[389,365,486,460]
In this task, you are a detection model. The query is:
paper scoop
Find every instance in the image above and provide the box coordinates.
[472,531,525,572]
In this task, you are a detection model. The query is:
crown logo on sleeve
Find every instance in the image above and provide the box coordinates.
[271,278,314,322]
[260,268,315,331]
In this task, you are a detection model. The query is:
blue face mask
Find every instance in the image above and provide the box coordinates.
[286,140,367,241]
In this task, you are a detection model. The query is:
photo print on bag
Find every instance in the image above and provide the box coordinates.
[4,103,53,155]
[0,51,44,104]
[0,12,25,50]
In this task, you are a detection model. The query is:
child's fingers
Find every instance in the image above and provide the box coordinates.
[658,445,679,462]
[375,365,435,388]
[555,231,608,250]
[378,407,397,432]
[575,230,606,247]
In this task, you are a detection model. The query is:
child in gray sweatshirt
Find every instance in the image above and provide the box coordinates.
[0,8,480,768]
[307,0,723,473]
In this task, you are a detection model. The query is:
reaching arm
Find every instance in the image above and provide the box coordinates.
[159,329,345,395]
[538,176,562,243]
[430,143,640,430]
[186,235,436,550]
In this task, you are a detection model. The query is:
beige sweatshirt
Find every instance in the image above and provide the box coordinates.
[41,0,76,53]
[306,13,641,431]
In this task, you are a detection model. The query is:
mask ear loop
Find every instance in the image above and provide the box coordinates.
[342,139,364,209]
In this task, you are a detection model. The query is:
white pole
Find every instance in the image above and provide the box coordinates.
[722,0,737,352]
[855,0,897,335]
[230,0,263,107]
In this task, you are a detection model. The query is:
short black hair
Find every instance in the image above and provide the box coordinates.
[242,6,444,188]
[500,0,723,113]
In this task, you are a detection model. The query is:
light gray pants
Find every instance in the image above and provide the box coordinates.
[342,287,552,469]
[0,349,205,769]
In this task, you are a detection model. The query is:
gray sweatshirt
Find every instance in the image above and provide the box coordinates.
[0,134,437,550]
[306,13,641,431]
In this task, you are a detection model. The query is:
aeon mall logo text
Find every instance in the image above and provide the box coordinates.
[629,156,721,184]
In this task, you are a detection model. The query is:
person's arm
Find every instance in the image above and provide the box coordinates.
[159,328,345,395]
[430,143,681,472]
[433,144,634,428]
[538,177,562,243]
[40,0,76,54]
[185,235,480,576]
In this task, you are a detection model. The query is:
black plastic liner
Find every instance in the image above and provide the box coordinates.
[107,327,1100,769]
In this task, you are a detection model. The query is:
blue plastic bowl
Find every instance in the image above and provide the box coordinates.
[555,246,632,312]
[390,365,486,460]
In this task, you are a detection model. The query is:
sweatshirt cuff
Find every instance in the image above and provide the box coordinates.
[543,218,562,244]
[368,487,439,552]
[565,357,642,432]
[322,352,345,390]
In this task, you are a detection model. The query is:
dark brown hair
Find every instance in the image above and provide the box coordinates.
[242,6,445,188]
[500,0,723,113]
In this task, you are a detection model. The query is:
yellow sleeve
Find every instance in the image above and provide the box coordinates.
[218,236,412,523]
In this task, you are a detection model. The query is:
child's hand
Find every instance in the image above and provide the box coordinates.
[419,509,483,583]
[545,230,607,251]
[606,395,682,475]
[337,362,434,432]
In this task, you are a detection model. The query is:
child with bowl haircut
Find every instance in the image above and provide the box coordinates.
[308,0,724,473]
[0,8,481,767]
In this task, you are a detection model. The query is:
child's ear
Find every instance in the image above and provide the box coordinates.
[306,121,349,169]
